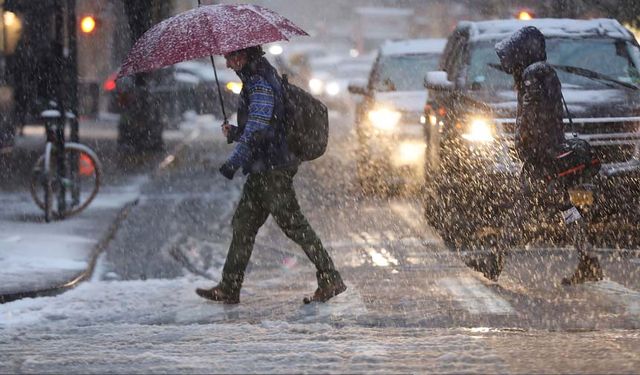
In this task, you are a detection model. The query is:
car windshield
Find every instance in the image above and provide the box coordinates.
[370,53,440,91]
[467,38,640,91]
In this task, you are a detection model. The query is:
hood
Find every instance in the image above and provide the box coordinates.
[373,91,428,113]
[495,26,546,74]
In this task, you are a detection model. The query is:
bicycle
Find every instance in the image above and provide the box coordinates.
[30,105,102,222]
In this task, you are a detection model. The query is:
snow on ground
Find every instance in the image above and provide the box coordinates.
[1,276,639,374]
[0,178,145,293]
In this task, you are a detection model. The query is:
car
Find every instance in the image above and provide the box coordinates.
[305,54,361,111]
[173,60,240,118]
[104,66,198,129]
[423,18,640,249]
[307,52,376,113]
[269,41,328,89]
[348,38,446,192]
[103,58,240,128]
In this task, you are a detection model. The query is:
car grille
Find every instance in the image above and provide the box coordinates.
[496,117,640,164]
[399,110,423,125]
[570,120,638,134]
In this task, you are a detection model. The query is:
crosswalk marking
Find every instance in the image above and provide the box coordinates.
[390,201,425,233]
[438,277,514,315]
[587,280,640,316]
[364,247,399,267]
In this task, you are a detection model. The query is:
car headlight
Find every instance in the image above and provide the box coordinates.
[325,81,340,96]
[368,108,401,131]
[268,44,283,55]
[309,78,324,95]
[225,81,242,94]
[398,142,426,164]
[461,117,495,142]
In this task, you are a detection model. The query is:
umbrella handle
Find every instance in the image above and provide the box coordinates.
[222,119,234,144]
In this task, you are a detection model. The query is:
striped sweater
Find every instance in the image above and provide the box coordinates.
[225,74,275,171]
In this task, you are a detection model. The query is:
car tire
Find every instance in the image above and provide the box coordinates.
[425,180,499,252]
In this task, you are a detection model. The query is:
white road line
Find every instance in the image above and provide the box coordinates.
[587,280,640,316]
[438,277,514,315]
[390,202,425,233]
[361,231,381,244]
[384,231,397,242]
[364,247,399,267]
[390,202,443,243]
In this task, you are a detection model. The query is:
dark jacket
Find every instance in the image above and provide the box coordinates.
[495,26,565,166]
[225,57,298,175]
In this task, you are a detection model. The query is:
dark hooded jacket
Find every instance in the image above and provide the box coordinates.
[495,26,566,167]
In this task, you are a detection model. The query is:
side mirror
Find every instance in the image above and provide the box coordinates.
[348,83,367,95]
[424,71,454,91]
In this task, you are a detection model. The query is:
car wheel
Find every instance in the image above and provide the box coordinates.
[427,181,497,251]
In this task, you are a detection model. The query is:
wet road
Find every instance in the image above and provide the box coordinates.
[99,112,640,332]
[2,113,639,373]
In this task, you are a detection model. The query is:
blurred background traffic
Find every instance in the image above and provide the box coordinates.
[0,0,638,155]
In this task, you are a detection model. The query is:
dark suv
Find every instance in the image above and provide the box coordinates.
[423,18,640,248]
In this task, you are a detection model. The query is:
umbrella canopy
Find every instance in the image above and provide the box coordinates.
[118,4,308,78]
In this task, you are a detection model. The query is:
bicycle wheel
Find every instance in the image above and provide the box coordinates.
[30,142,102,218]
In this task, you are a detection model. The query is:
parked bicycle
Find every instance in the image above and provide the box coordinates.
[30,104,102,222]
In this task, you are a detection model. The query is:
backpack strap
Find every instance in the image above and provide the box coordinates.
[560,92,577,138]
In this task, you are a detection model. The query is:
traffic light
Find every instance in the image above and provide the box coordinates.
[80,15,98,34]
[516,8,535,20]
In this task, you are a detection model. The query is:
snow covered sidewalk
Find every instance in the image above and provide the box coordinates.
[0,178,145,302]
[0,114,222,303]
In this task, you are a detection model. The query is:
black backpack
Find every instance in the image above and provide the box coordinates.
[280,74,329,161]
[551,137,601,185]
[549,94,601,185]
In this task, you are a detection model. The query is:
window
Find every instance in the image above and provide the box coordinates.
[467,38,640,91]
[370,53,441,91]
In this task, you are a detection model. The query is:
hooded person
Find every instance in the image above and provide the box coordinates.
[466,26,603,284]
[495,25,566,167]
[196,45,346,304]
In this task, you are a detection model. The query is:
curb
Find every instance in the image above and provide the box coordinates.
[0,199,138,304]
[0,125,201,304]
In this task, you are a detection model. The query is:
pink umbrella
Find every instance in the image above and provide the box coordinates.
[119,4,307,77]
[118,3,308,120]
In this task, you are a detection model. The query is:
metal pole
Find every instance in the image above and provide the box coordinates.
[67,0,78,143]
[54,0,66,214]
[197,0,227,123]
[67,0,80,205]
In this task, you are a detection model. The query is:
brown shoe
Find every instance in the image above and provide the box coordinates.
[196,285,240,304]
[304,272,347,304]
[561,255,603,285]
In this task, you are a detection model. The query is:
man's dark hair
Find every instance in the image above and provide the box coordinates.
[242,45,265,61]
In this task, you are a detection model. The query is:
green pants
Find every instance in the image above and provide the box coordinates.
[221,167,338,291]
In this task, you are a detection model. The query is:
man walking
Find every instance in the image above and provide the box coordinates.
[196,46,346,304]
[466,26,603,285]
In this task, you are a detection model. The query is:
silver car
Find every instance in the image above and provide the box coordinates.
[349,38,446,192]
